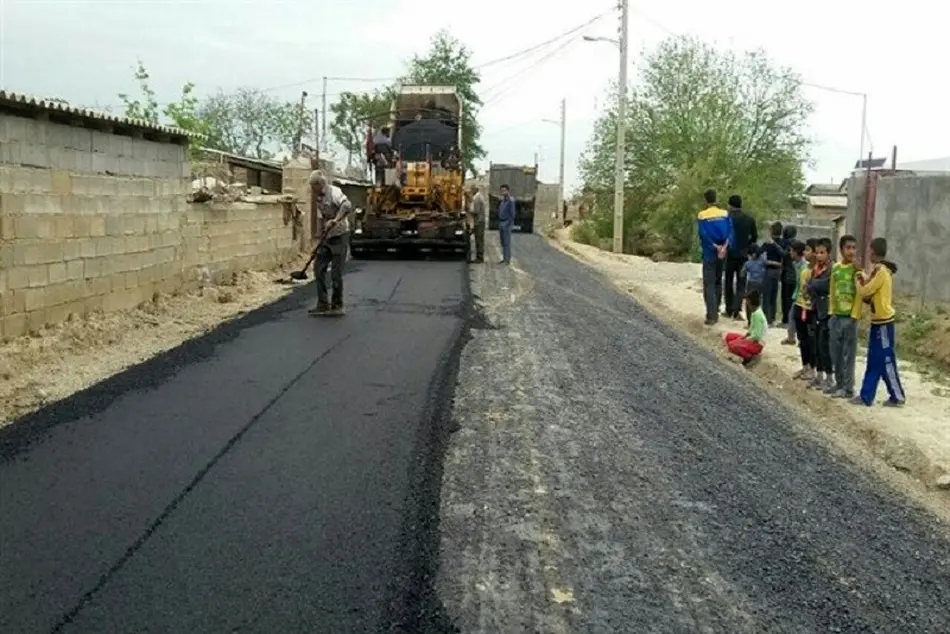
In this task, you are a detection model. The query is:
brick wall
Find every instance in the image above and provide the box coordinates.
[0,113,298,340]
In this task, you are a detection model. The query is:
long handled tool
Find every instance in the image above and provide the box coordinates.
[275,227,330,284]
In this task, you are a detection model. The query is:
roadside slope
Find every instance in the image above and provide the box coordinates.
[551,228,950,491]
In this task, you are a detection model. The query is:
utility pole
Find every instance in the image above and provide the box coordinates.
[321,76,328,152]
[294,91,308,156]
[858,92,868,167]
[612,0,629,254]
[313,108,320,160]
[557,98,566,224]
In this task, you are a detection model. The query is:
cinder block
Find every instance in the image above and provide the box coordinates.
[50,170,72,195]
[63,240,81,261]
[23,287,47,312]
[28,264,50,288]
[89,216,106,236]
[2,313,28,341]
[0,288,25,316]
[48,262,68,284]
[54,215,75,239]
[78,238,96,258]
[23,193,58,214]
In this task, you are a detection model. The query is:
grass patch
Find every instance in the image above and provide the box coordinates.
[569,221,600,247]
[857,298,950,383]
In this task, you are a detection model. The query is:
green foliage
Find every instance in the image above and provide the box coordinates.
[117,60,160,124]
[569,220,600,246]
[579,36,813,256]
[118,63,312,161]
[329,90,395,167]
[402,30,485,177]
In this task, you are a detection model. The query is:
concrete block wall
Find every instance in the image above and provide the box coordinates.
[871,174,950,303]
[183,201,297,284]
[0,113,297,341]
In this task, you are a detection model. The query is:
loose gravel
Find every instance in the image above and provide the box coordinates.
[439,234,950,633]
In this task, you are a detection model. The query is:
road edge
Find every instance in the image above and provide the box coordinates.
[546,233,950,496]
[382,260,471,634]
[0,282,316,461]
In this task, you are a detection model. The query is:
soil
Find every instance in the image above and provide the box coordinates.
[0,255,309,427]
[551,228,950,492]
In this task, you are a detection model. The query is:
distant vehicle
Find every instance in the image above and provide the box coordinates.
[488,162,537,233]
[350,85,468,258]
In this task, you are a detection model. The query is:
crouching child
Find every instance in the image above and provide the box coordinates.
[724,290,767,369]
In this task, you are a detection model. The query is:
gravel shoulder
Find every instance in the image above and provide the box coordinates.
[439,233,950,633]
[551,228,950,493]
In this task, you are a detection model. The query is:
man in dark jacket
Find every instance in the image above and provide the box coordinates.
[723,195,757,319]
[497,184,516,264]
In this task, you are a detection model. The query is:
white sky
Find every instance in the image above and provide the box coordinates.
[1,0,946,193]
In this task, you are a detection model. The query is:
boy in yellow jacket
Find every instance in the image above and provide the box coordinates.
[854,237,905,407]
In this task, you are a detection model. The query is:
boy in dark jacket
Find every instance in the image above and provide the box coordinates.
[806,237,834,390]
[760,222,785,324]
[780,225,798,328]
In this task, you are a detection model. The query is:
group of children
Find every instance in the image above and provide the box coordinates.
[724,231,907,407]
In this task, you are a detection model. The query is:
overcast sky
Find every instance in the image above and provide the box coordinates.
[1,0,946,193]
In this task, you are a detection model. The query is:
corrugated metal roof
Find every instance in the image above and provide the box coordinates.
[808,195,848,208]
[198,147,282,171]
[0,90,197,139]
[333,175,372,187]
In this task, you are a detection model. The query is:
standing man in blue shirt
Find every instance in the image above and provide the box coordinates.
[697,189,735,325]
[497,184,516,264]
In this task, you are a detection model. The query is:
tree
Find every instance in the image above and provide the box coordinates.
[119,62,310,160]
[198,88,309,159]
[579,36,813,256]
[118,61,212,159]
[402,30,485,177]
[329,90,394,167]
[117,60,161,124]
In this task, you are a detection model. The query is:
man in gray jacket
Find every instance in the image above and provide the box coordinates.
[308,170,353,316]
[467,185,486,263]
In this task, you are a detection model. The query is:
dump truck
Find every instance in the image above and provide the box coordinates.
[487,162,538,233]
[350,85,468,258]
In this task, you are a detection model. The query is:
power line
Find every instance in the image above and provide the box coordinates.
[258,7,615,94]
[476,8,615,70]
[482,39,581,106]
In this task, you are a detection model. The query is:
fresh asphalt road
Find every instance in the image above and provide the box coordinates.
[5,233,950,634]
[440,233,950,633]
[0,257,467,633]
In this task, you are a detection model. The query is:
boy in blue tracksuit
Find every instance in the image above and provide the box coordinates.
[497,184,516,264]
[697,189,734,325]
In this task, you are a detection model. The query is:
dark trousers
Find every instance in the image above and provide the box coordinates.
[793,305,816,368]
[498,225,512,262]
[780,275,796,325]
[702,259,724,321]
[859,322,906,405]
[315,234,348,307]
[829,315,858,393]
[763,269,781,323]
[815,316,833,373]
[472,218,485,260]
[724,257,745,317]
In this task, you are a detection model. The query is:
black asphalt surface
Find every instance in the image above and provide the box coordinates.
[439,233,950,633]
[0,258,468,633]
